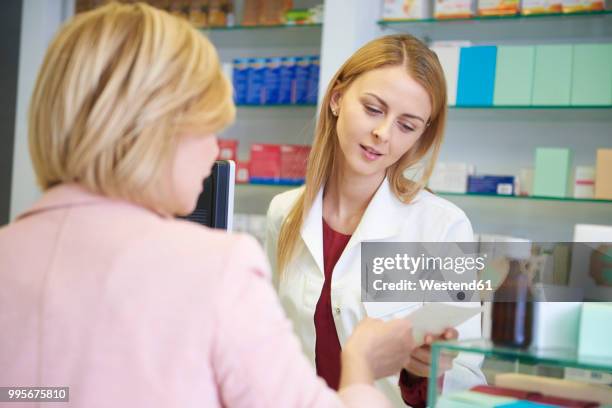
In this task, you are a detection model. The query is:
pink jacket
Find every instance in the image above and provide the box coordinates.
[0,184,390,408]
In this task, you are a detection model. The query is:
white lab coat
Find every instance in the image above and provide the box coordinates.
[265,178,485,407]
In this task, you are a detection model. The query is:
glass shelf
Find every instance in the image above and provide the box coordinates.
[378,10,612,26]
[432,339,612,373]
[450,105,612,110]
[236,184,612,204]
[200,23,322,32]
[429,339,612,406]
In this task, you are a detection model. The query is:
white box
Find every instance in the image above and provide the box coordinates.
[381,0,433,20]
[574,166,595,199]
[532,299,581,350]
[430,45,461,106]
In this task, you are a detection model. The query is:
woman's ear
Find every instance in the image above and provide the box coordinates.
[329,90,342,114]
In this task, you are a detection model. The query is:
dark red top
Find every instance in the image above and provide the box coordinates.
[315,218,429,406]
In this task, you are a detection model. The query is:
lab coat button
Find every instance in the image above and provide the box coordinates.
[335,307,341,314]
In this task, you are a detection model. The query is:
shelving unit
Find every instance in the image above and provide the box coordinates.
[215,0,611,242]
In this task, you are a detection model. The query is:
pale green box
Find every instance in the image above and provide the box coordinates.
[578,303,612,359]
[494,46,535,106]
[533,147,572,198]
[571,43,612,106]
[532,45,573,106]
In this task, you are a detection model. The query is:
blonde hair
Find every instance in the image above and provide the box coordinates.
[29,2,235,213]
[277,34,448,273]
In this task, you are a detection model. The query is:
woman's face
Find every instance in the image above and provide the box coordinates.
[170,132,219,216]
[330,65,432,180]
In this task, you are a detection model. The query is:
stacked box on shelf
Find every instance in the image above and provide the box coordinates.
[249,144,281,183]
[263,57,283,105]
[232,55,319,105]
[457,46,497,106]
[494,46,535,106]
[306,56,320,105]
[533,147,572,197]
[595,148,612,199]
[280,145,311,184]
[571,43,612,106]
[431,45,461,106]
[246,58,266,105]
[532,45,573,106]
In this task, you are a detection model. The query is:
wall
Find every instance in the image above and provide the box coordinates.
[9,0,72,221]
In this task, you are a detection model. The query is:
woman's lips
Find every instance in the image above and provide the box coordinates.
[360,144,383,161]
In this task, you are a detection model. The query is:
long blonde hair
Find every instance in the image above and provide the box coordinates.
[277,34,448,273]
[29,2,234,214]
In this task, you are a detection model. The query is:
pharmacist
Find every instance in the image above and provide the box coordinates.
[265,34,485,407]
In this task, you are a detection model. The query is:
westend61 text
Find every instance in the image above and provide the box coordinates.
[372,279,493,292]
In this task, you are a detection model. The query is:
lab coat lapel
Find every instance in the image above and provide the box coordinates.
[351,178,404,244]
[332,178,404,281]
[300,186,325,276]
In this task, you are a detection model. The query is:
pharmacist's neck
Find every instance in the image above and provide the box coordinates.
[323,165,384,234]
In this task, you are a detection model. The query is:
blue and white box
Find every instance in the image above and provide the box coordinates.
[263,57,282,105]
[232,58,249,105]
[306,56,320,104]
[246,58,266,105]
[468,175,514,195]
[294,56,311,104]
[278,57,297,105]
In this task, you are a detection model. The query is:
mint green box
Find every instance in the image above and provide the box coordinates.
[578,303,612,359]
[533,147,572,198]
[494,46,535,106]
[571,43,612,106]
[532,45,573,106]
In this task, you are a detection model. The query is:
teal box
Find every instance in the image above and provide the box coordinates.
[578,303,612,359]
[532,45,573,106]
[498,402,559,407]
[571,43,612,106]
[533,147,572,198]
[494,46,535,106]
[437,391,516,408]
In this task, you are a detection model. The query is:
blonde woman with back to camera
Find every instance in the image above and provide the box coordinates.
[265,35,485,407]
[0,4,417,407]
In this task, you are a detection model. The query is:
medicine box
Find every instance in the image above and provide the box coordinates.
[494,46,535,106]
[533,147,572,198]
[457,46,497,106]
[532,45,573,106]
[382,0,433,19]
[595,148,612,200]
[249,144,281,183]
[467,175,515,195]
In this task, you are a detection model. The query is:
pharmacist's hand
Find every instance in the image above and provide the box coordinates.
[343,317,414,381]
[403,328,458,378]
[590,244,612,287]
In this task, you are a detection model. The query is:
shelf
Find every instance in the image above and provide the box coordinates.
[450,105,612,110]
[236,184,612,204]
[432,339,612,372]
[236,104,317,108]
[201,23,322,32]
[377,10,612,43]
[429,339,612,406]
[439,192,612,204]
[378,10,612,26]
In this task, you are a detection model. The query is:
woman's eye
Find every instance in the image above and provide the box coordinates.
[398,122,415,132]
[364,105,382,115]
